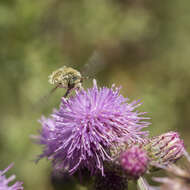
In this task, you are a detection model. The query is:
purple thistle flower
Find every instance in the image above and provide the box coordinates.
[38,80,150,175]
[0,163,23,190]
[119,146,149,179]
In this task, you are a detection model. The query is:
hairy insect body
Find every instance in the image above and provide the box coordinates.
[48,66,83,97]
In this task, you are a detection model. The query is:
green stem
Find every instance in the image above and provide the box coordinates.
[137,177,149,190]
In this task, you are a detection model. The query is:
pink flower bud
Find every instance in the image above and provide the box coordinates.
[119,146,149,179]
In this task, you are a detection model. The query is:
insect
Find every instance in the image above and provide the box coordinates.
[48,66,85,98]
[36,51,106,105]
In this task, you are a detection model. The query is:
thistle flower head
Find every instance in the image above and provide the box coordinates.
[38,80,150,175]
[119,146,149,179]
[0,163,23,190]
[144,131,185,168]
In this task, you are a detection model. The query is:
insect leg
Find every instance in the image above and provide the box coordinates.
[63,88,72,98]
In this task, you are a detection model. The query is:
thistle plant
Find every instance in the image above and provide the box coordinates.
[35,76,187,190]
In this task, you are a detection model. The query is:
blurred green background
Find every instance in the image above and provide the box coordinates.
[0,0,190,189]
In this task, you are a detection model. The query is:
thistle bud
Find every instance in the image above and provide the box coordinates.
[119,146,149,179]
[144,132,185,168]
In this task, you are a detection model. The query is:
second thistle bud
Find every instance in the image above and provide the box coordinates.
[144,131,185,168]
[119,146,149,179]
